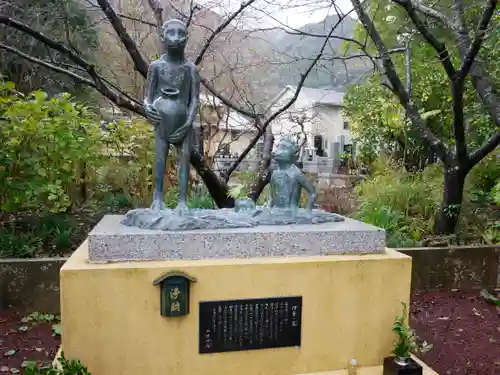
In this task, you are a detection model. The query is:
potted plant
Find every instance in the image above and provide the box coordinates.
[383,302,432,375]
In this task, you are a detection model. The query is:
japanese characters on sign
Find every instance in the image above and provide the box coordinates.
[199,296,302,354]
[169,285,182,314]
[153,271,196,317]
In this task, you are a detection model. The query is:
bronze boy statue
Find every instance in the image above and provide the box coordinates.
[143,19,200,213]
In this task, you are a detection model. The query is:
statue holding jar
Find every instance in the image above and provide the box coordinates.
[143,18,200,214]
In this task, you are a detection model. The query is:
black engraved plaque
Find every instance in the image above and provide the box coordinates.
[199,296,302,354]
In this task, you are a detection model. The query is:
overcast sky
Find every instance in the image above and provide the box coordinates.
[269,0,354,28]
[198,0,354,28]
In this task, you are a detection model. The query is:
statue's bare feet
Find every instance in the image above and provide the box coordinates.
[175,201,189,216]
[151,192,166,212]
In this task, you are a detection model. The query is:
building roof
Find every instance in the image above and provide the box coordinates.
[297,87,344,106]
[267,85,345,110]
[226,111,254,131]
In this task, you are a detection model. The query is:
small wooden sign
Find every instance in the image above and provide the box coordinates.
[153,271,197,317]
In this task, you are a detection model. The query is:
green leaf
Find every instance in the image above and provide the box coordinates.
[4,349,16,357]
[34,91,48,102]
[44,314,55,321]
[228,184,245,199]
[37,168,47,177]
[20,361,37,369]
[420,109,441,120]
[4,81,15,90]
[52,323,61,336]
[480,289,500,306]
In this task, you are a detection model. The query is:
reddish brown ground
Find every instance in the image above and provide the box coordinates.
[0,311,60,372]
[0,292,498,373]
[411,291,500,375]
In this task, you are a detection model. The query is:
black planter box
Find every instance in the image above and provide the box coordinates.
[383,356,423,375]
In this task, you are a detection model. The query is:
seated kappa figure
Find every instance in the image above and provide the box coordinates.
[268,137,317,212]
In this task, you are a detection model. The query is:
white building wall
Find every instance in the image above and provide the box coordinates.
[268,91,351,150]
[312,104,352,152]
[267,91,310,137]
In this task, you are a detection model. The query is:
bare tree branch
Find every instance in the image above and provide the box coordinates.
[393,0,457,31]
[224,13,349,179]
[351,0,452,164]
[144,0,259,118]
[393,0,456,78]
[0,42,95,87]
[0,15,144,114]
[199,76,258,118]
[252,7,367,52]
[468,129,500,168]
[195,0,257,65]
[186,0,200,28]
[148,0,163,28]
[95,0,149,77]
[457,0,497,79]
[450,0,500,161]
[248,124,274,201]
[118,13,156,27]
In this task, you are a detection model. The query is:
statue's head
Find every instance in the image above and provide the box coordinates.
[160,19,187,51]
[272,136,300,164]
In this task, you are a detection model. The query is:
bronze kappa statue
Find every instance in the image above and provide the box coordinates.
[121,20,344,231]
[143,18,200,214]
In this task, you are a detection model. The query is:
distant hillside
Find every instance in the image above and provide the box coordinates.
[251,14,371,95]
[88,1,370,110]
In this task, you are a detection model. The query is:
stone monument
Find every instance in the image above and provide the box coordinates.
[58,17,437,375]
[90,133,385,261]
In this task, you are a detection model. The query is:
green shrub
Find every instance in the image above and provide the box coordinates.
[228,171,271,205]
[0,81,102,213]
[0,214,75,258]
[467,150,500,203]
[493,182,500,205]
[99,118,156,208]
[188,183,215,209]
[164,185,214,209]
[24,351,91,374]
[352,159,443,246]
[352,157,495,246]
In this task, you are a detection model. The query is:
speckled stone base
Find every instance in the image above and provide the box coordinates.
[87,215,386,262]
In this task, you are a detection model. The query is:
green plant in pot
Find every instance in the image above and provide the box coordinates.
[383,302,433,375]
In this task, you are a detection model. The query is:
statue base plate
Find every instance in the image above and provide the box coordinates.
[120,207,344,231]
[88,214,386,262]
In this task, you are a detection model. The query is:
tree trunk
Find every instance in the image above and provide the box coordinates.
[434,166,466,234]
[190,151,234,208]
[248,126,274,202]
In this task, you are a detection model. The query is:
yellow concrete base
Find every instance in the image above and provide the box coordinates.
[61,242,415,375]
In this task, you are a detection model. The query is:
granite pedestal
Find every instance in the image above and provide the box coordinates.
[88,214,386,262]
